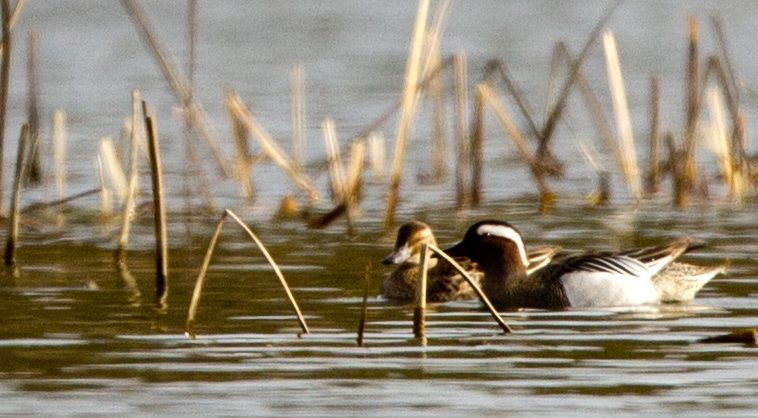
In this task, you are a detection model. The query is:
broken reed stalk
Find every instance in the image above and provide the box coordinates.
[701,57,744,161]
[556,42,617,173]
[187,0,196,99]
[469,83,484,206]
[53,110,67,202]
[537,0,622,166]
[143,102,169,303]
[322,118,347,203]
[96,155,112,218]
[25,30,41,185]
[484,59,541,143]
[382,0,430,232]
[225,209,310,335]
[356,264,371,347]
[290,64,305,171]
[180,106,216,212]
[602,31,641,201]
[413,243,430,342]
[121,0,231,178]
[20,188,100,215]
[185,211,226,339]
[368,131,385,183]
[226,97,254,204]
[427,243,512,334]
[680,15,700,206]
[0,0,11,214]
[225,91,318,201]
[646,75,661,195]
[117,90,142,263]
[453,51,468,210]
[709,14,739,107]
[706,87,744,200]
[4,124,29,267]
[477,83,553,207]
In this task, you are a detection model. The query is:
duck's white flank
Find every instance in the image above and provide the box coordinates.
[476,224,529,267]
[560,271,659,307]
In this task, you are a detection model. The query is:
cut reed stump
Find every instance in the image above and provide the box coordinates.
[143,102,169,304]
[4,124,29,267]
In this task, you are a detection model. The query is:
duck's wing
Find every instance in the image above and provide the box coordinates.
[616,238,694,274]
[544,240,694,307]
[526,245,562,276]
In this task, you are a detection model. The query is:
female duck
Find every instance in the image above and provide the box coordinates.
[445,220,725,309]
[382,221,561,302]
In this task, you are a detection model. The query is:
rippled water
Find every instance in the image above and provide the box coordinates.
[1,1,757,417]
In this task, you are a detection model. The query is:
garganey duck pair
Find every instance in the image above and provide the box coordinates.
[384,220,725,309]
[381,221,560,302]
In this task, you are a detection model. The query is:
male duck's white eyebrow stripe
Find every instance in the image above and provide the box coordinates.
[476,224,529,266]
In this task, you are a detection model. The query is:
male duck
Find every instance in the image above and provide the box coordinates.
[382,221,561,302]
[445,220,726,309]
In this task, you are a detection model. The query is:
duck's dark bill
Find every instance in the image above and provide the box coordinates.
[444,241,466,258]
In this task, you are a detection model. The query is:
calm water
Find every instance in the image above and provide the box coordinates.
[1,1,757,416]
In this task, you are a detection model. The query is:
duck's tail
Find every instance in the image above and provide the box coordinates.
[653,262,727,302]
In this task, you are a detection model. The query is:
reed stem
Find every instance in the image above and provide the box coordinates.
[0,0,12,215]
[21,188,100,215]
[453,51,468,210]
[226,91,318,201]
[427,243,512,334]
[53,110,67,202]
[368,132,385,183]
[290,64,305,171]
[143,102,169,304]
[469,83,484,206]
[185,211,227,339]
[382,0,430,232]
[537,0,621,168]
[477,83,553,204]
[121,0,230,178]
[117,91,142,263]
[681,15,700,206]
[413,243,429,342]
[225,209,310,335]
[4,124,29,267]
[646,75,660,195]
[322,118,347,203]
[602,31,641,200]
[99,138,128,204]
[226,97,254,204]
[25,30,41,185]
[96,155,112,218]
[356,264,371,347]
[427,36,446,182]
